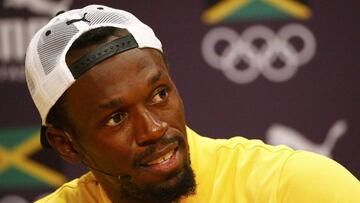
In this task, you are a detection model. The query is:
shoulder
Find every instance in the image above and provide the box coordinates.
[278,151,360,202]
[34,172,102,203]
[187,127,360,202]
[187,126,287,149]
[187,126,295,167]
[186,127,297,202]
[187,126,294,161]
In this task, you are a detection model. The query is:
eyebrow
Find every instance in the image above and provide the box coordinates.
[98,70,164,109]
[98,98,122,109]
[149,70,163,85]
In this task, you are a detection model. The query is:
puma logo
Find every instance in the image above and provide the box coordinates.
[4,0,72,16]
[66,13,90,25]
[265,119,347,158]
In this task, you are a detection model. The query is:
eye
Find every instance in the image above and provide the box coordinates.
[105,112,126,127]
[152,87,169,104]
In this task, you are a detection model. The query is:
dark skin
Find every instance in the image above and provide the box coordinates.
[46,34,190,202]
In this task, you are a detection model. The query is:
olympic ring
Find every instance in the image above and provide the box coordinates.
[201,24,316,84]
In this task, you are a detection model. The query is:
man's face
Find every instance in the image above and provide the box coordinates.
[63,46,195,201]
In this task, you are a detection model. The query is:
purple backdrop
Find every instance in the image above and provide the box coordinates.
[0,0,359,202]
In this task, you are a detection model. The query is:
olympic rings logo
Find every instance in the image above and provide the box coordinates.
[201,24,316,84]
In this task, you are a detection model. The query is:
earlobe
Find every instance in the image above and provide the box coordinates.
[45,127,83,163]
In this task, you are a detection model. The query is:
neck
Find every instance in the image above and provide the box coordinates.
[92,171,132,203]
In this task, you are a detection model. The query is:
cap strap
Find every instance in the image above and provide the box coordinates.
[69,34,138,79]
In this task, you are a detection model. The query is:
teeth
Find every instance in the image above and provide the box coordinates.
[147,150,174,166]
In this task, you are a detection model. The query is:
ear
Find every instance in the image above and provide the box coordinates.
[45,127,83,163]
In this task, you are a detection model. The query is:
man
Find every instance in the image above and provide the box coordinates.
[25,4,359,203]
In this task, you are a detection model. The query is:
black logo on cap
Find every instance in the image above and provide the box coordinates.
[66,12,90,25]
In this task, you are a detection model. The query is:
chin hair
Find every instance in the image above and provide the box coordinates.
[120,159,196,203]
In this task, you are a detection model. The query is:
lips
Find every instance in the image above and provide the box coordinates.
[139,141,178,167]
[145,149,175,166]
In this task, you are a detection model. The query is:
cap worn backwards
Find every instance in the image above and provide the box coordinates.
[24,4,163,147]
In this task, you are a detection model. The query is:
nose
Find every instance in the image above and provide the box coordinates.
[134,109,168,146]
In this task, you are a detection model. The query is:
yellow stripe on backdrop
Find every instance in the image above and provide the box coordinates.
[0,131,66,187]
[265,0,311,19]
[202,0,250,24]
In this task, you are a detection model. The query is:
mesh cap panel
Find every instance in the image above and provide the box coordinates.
[86,9,131,26]
[37,23,78,75]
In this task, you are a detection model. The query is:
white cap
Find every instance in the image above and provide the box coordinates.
[25,5,162,126]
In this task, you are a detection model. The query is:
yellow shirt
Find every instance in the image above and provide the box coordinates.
[36,127,360,203]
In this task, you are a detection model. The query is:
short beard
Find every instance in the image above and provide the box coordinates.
[120,160,196,203]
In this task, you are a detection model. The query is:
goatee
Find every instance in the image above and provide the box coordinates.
[120,158,196,203]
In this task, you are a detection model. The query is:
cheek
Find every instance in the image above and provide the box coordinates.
[77,132,136,171]
[163,95,186,127]
[173,93,186,119]
[98,137,134,160]
[99,145,137,173]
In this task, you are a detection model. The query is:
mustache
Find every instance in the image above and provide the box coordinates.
[134,133,185,166]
